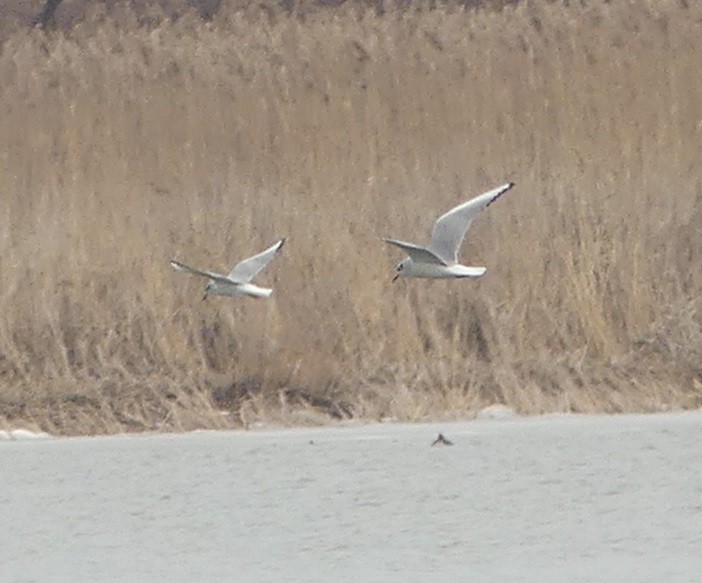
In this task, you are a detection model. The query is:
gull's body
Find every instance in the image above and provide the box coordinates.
[383,182,514,281]
[170,239,285,299]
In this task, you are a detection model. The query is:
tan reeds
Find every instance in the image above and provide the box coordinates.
[0,0,700,434]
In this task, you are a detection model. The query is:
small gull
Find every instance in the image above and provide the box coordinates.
[170,239,285,299]
[383,182,514,281]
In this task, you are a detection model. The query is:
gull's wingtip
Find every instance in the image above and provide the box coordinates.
[486,181,515,207]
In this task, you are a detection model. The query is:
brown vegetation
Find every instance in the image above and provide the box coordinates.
[0,0,701,435]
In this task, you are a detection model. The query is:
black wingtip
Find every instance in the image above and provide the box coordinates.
[486,182,514,208]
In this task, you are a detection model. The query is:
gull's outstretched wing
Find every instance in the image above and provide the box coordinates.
[381,238,446,265]
[427,182,514,264]
[170,261,232,285]
[228,239,285,284]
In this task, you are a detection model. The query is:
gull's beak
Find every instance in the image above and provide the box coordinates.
[202,291,208,301]
[392,273,400,283]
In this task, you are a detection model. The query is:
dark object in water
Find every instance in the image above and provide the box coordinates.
[431,433,454,447]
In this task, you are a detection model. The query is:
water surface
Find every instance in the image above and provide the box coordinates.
[2,412,701,582]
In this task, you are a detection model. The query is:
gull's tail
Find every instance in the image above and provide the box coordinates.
[453,265,487,278]
[241,284,274,299]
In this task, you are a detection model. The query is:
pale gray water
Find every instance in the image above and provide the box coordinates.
[2,412,702,582]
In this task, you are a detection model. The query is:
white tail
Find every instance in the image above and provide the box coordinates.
[241,284,274,298]
[452,265,487,278]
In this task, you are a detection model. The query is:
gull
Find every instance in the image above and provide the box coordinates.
[170,239,285,300]
[383,182,514,281]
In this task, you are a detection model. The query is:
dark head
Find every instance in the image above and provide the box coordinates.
[392,260,406,282]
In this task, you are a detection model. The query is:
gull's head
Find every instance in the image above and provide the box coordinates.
[392,260,407,282]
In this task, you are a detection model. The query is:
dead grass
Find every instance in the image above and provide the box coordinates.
[0,0,701,435]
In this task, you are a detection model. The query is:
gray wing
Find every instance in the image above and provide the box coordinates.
[427,182,514,264]
[228,238,285,284]
[381,238,446,265]
[170,260,232,285]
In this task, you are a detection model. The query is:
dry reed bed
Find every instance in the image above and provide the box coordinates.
[0,0,701,434]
